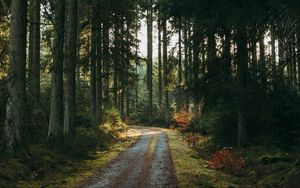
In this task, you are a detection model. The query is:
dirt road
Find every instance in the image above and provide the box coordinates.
[83,126,178,188]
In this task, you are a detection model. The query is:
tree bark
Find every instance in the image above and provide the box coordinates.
[64,0,77,136]
[178,18,183,108]
[183,20,189,108]
[96,16,102,125]
[103,10,110,108]
[28,0,40,112]
[207,26,216,75]
[259,33,266,88]
[113,20,119,109]
[236,25,249,147]
[90,1,97,125]
[48,0,65,140]
[158,11,162,109]
[223,27,232,80]
[297,23,300,90]
[147,0,153,123]
[162,18,169,124]
[4,0,27,151]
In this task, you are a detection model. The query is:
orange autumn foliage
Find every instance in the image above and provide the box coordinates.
[208,147,244,175]
[173,107,192,130]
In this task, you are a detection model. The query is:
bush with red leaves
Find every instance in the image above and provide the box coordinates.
[173,106,192,130]
[207,147,244,175]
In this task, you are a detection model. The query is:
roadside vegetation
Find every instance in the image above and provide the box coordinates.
[0,109,139,188]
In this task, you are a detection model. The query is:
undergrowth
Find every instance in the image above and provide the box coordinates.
[0,108,130,187]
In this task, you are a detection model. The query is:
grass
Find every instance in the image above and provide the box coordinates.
[164,128,300,188]
[163,129,240,188]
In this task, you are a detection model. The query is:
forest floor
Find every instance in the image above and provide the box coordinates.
[1,125,300,187]
[0,127,141,188]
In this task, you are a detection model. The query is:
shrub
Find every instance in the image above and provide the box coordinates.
[195,103,237,145]
[208,147,244,175]
[172,106,192,130]
[101,108,128,137]
[61,127,111,158]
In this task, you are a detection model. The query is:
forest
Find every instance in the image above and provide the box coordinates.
[0,0,300,187]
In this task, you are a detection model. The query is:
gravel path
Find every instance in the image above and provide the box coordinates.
[83,126,178,188]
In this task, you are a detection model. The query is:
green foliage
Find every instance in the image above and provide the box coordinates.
[61,127,111,158]
[101,108,128,137]
[194,102,238,146]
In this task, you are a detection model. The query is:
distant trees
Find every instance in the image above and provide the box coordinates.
[157,0,300,146]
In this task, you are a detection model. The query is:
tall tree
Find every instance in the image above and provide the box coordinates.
[113,17,120,109]
[28,0,41,112]
[183,20,189,107]
[158,10,163,109]
[162,17,169,124]
[64,0,78,136]
[48,0,65,140]
[103,1,110,108]
[3,0,27,150]
[178,18,183,107]
[259,33,266,88]
[96,15,102,125]
[147,0,153,123]
[297,24,300,90]
[90,1,97,125]
[236,24,248,147]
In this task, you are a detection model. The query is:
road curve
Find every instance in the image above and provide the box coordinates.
[83,126,178,188]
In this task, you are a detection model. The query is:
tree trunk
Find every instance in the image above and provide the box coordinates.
[147,0,153,123]
[113,20,119,109]
[291,34,297,87]
[192,22,201,118]
[251,41,258,79]
[64,0,77,136]
[135,20,139,112]
[259,33,266,88]
[270,26,276,76]
[297,23,300,90]
[158,11,162,109]
[178,18,183,108]
[183,20,189,108]
[236,25,249,147]
[48,0,65,140]
[120,18,125,120]
[4,0,27,151]
[223,27,232,80]
[90,2,97,125]
[207,26,216,75]
[162,18,169,124]
[96,16,102,125]
[103,12,110,108]
[28,0,40,112]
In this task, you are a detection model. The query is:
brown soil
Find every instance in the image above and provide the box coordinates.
[82,126,178,188]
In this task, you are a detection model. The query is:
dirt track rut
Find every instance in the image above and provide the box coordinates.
[84,126,178,188]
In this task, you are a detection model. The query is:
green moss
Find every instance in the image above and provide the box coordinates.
[0,126,141,188]
[164,129,240,188]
